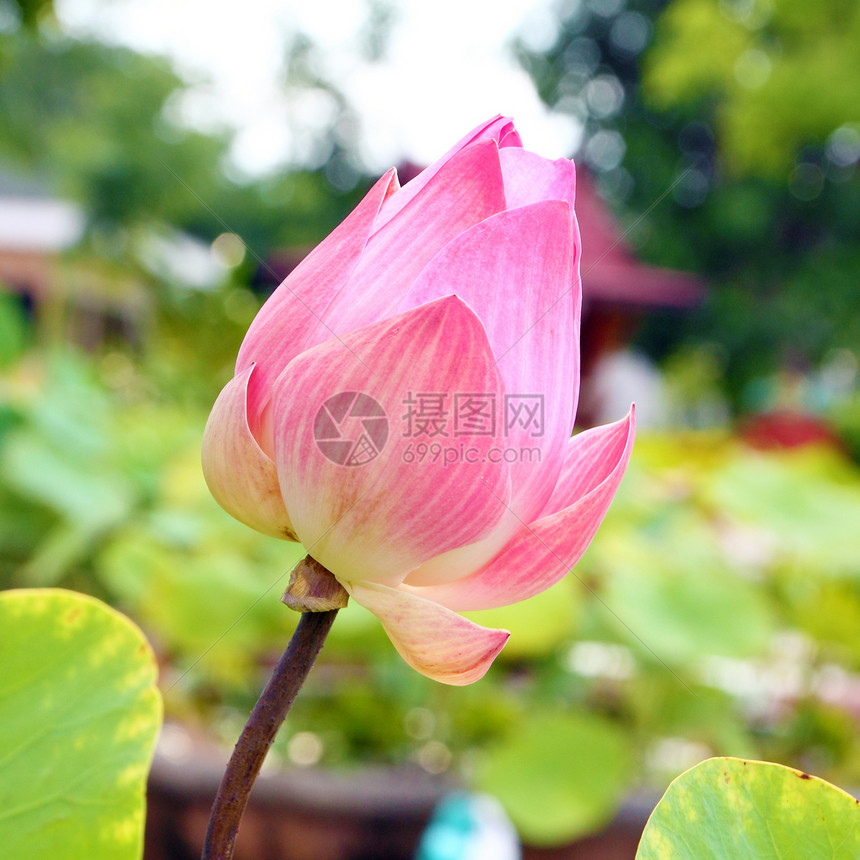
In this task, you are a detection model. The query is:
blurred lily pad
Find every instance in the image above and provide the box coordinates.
[0,588,162,859]
[465,578,582,659]
[603,561,772,663]
[598,514,773,662]
[1,432,134,532]
[99,516,305,681]
[637,757,860,859]
[706,448,860,578]
[474,709,632,845]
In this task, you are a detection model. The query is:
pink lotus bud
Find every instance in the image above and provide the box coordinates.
[203,117,635,685]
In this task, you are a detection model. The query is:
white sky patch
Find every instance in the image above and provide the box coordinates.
[55,0,581,176]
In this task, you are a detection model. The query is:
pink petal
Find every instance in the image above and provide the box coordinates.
[201,366,296,540]
[404,406,636,610]
[499,148,577,211]
[376,115,520,227]
[346,581,509,685]
[399,202,579,584]
[539,409,636,518]
[236,169,399,436]
[272,296,511,588]
[301,139,507,353]
[402,201,577,499]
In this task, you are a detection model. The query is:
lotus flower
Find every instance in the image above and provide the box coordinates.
[202,117,635,685]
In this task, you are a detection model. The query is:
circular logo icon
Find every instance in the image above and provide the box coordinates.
[314,391,389,466]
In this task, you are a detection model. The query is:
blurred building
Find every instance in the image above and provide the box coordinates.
[0,170,142,349]
[574,169,705,426]
[0,171,83,319]
[0,169,223,350]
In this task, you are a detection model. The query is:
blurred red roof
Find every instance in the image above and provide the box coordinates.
[575,168,705,309]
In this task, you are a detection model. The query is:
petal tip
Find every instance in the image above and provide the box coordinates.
[348,582,510,685]
[441,626,510,686]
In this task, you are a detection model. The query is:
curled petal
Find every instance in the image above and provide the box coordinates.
[272,296,511,587]
[346,581,509,685]
[405,406,636,610]
[237,169,399,431]
[498,123,523,149]
[201,367,296,540]
[499,148,577,211]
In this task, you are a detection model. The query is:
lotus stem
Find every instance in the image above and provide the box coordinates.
[201,605,339,859]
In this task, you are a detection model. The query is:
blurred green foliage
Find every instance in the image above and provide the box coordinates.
[0,35,222,230]
[0,288,28,367]
[0,0,51,31]
[1,1,859,847]
[0,28,367,255]
[3,335,860,843]
[644,0,860,177]
[517,0,860,406]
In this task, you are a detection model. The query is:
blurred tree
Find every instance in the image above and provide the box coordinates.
[0,34,225,227]
[644,0,860,177]
[1,0,52,31]
[0,30,367,255]
[516,0,860,408]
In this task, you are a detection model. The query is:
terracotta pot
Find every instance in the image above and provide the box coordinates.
[144,732,449,860]
[144,726,653,860]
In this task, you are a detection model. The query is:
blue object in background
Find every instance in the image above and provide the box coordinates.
[415,792,520,860]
